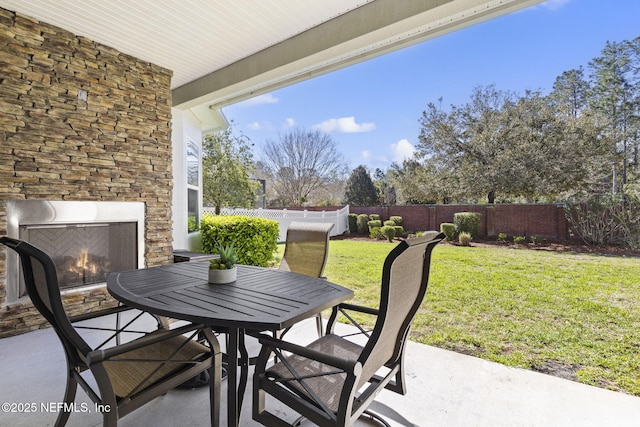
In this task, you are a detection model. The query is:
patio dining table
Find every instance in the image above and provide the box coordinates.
[106,261,353,427]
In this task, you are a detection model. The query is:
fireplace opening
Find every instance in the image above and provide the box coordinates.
[5,200,146,302]
[20,222,138,290]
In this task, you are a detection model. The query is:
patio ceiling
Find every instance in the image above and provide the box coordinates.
[1,0,542,117]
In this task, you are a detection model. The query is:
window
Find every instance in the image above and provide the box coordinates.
[186,140,200,233]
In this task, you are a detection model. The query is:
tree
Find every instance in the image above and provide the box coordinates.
[343,166,378,206]
[388,159,453,204]
[418,85,516,203]
[500,90,604,201]
[550,67,589,118]
[416,86,604,203]
[589,39,639,193]
[261,127,348,206]
[202,124,259,215]
[373,168,396,206]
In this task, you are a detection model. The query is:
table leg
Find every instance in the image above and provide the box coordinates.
[226,328,251,427]
[237,330,249,413]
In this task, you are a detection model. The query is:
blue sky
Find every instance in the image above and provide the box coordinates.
[222,0,640,172]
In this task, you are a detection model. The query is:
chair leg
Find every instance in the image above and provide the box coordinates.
[363,410,392,427]
[395,351,408,395]
[315,313,324,337]
[209,357,222,426]
[102,409,118,427]
[54,368,78,427]
[203,328,222,427]
[384,358,407,395]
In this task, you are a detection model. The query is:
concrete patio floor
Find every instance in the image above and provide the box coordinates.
[1,313,639,427]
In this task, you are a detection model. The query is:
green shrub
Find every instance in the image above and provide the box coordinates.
[200,215,279,267]
[389,216,403,226]
[513,235,525,244]
[369,214,380,221]
[393,226,405,238]
[497,232,507,242]
[383,220,395,227]
[356,214,369,234]
[565,195,640,249]
[348,213,358,234]
[381,225,395,242]
[530,235,544,245]
[188,215,198,232]
[454,212,481,238]
[367,220,382,230]
[440,223,455,241]
[369,227,383,239]
[458,231,472,246]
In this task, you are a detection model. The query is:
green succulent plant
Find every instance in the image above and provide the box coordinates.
[209,243,238,270]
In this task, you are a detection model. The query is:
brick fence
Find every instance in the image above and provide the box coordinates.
[299,204,570,240]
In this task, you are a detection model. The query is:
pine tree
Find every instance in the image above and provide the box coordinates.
[343,165,378,206]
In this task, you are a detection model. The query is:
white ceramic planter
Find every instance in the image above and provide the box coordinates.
[208,266,237,284]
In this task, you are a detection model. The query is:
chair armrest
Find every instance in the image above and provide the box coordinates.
[256,333,360,374]
[336,302,379,316]
[326,303,379,336]
[86,323,211,365]
[70,305,133,323]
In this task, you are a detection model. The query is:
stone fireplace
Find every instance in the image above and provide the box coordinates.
[5,200,144,301]
[0,8,175,337]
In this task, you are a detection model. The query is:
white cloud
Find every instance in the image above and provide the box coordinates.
[283,117,296,129]
[312,116,376,133]
[237,93,279,106]
[391,139,416,163]
[362,150,372,160]
[247,121,274,131]
[539,0,571,11]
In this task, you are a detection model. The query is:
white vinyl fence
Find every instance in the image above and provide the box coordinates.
[203,206,350,242]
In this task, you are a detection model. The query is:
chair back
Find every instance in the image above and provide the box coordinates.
[279,222,334,278]
[357,231,444,388]
[1,237,91,366]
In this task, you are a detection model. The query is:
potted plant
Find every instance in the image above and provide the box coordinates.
[208,243,238,284]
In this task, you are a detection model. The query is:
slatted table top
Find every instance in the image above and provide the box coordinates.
[107,262,354,331]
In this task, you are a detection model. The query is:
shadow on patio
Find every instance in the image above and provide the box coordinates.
[1,313,639,427]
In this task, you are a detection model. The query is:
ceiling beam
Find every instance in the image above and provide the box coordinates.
[173,0,542,109]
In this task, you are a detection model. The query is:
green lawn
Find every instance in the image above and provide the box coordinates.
[316,239,640,396]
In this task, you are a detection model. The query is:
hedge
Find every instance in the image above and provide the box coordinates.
[440,223,455,241]
[200,215,279,267]
[389,216,403,226]
[368,220,382,230]
[381,225,395,242]
[348,213,358,234]
[454,212,481,238]
[356,214,369,234]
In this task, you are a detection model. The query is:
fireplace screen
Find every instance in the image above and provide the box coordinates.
[20,222,138,289]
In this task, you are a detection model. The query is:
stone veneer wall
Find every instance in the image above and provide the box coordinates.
[0,8,174,337]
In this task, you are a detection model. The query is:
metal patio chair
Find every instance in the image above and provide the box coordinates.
[252,231,444,427]
[0,236,222,427]
[279,221,334,337]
